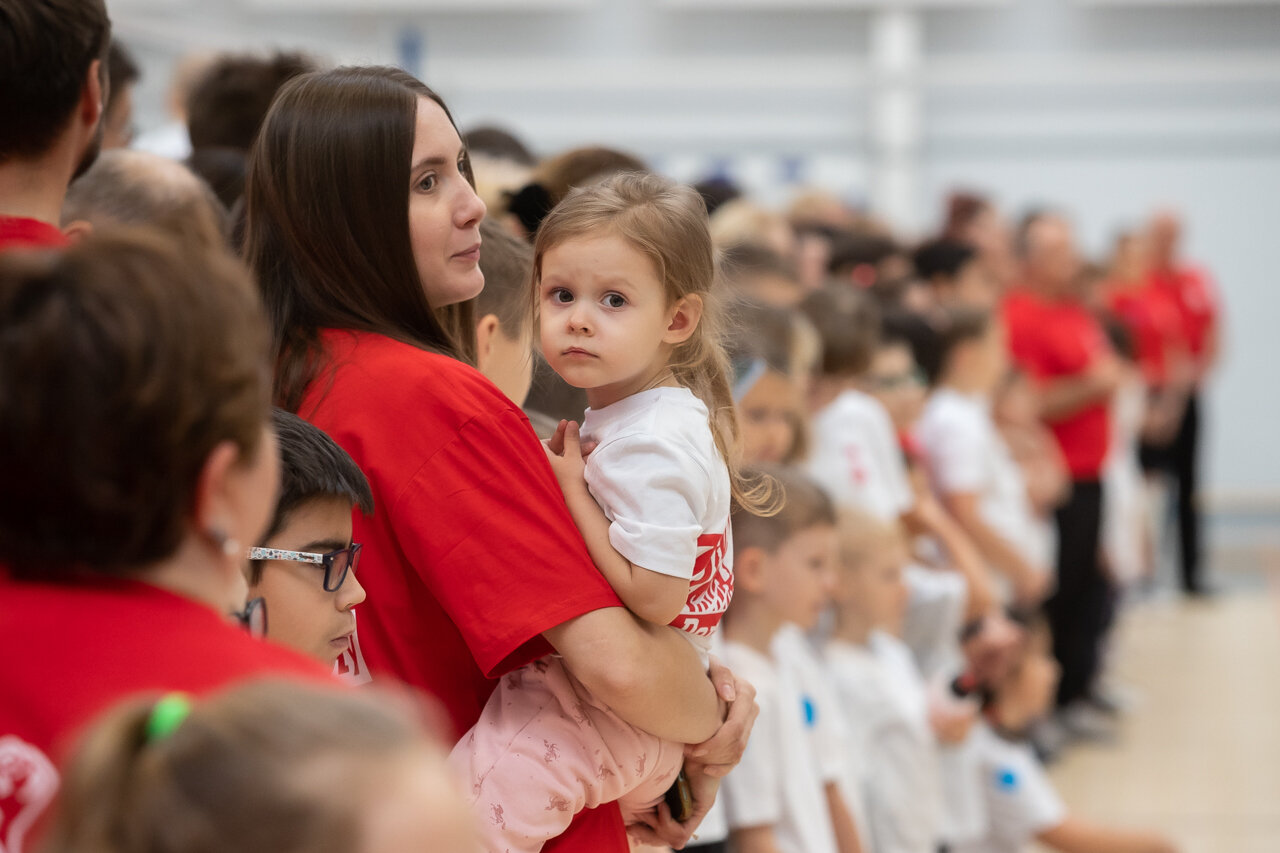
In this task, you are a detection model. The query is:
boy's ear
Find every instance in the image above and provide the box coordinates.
[662,294,704,346]
[734,545,768,593]
[474,313,501,368]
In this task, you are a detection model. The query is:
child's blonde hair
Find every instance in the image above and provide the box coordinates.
[836,506,908,573]
[534,172,777,515]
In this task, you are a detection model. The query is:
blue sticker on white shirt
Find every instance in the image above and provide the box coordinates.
[802,695,817,728]
[995,766,1019,792]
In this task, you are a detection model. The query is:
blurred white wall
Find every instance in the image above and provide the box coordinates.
[111,0,1280,506]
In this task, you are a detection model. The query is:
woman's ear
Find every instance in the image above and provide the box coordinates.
[474,313,501,372]
[663,293,704,346]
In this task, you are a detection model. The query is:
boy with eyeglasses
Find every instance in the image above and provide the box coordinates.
[249,409,374,677]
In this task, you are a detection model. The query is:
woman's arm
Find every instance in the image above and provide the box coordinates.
[544,608,724,744]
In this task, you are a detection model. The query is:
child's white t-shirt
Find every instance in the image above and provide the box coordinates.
[917,388,1051,571]
[950,722,1066,853]
[581,386,732,658]
[825,632,944,853]
[721,639,839,853]
[771,624,870,850]
[806,389,914,522]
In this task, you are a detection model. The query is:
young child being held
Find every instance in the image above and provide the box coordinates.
[248,409,373,677]
[824,507,946,853]
[452,173,774,852]
[720,466,858,853]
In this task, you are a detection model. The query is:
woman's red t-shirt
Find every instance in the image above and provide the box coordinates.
[300,330,627,852]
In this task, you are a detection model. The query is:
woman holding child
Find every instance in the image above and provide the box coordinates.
[244,66,752,851]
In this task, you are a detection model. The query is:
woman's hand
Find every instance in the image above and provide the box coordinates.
[687,656,757,776]
[543,419,588,496]
[626,761,721,850]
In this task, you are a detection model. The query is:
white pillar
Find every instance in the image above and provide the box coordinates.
[868,8,923,236]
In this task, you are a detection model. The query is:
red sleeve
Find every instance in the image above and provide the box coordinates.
[389,405,621,678]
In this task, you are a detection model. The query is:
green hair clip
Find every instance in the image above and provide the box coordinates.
[145,693,193,743]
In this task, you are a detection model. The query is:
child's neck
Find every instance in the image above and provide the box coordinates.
[808,375,857,413]
[831,606,874,646]
[723,595,785,656]
[939,371,988,397]
[585,366,678,410]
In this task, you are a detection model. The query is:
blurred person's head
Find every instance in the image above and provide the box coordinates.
[826,228,913,303]
[1108,229,1152,284]
[693,176,741,219]
[728,303,808,466]
[799,283,881,385]
[244,66,485,412]
[709,199,797,260]
[1147,208,1182,270]
[943,190,1016,288]
[912,238,996,308]
[507,145,647,240]
[719,241,804,308]
[62,149,229,250]
[473,218,535,405]
[731,465,838,633]
[103,40,140,150]
[0,229,275,618]
[248,409,373,665]
[988,618,1059,735]
[463,125,536,230]
[40,681,478,853]
[863,314,930,433]
[833,507,911,639]
[1017,210,1081,300]
[185,147,247,213]
[0,0,111,202]
[932,306,1007,397]
[187,51,319,153]
[786,188,860,232]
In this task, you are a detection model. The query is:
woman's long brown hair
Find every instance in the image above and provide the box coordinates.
[243,66,475,413]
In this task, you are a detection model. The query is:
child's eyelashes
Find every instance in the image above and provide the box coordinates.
[602,293,627,309]
[548,287,574,304]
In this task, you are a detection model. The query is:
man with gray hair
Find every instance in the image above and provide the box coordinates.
[62,149,229,250]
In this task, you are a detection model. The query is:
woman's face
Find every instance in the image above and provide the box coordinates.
[408,98,487,308]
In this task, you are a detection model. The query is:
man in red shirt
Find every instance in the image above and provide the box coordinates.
[1004,211,1120,713]
[1142,210,1220,595]
[0,0,110,251]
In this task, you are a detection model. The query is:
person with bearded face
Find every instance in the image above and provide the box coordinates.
[0,0,110,251]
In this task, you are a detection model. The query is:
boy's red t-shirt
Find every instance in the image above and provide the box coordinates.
[0,216,70,251]
[0,575,328,851]
[1003,288,1111,480]
[300,330,627,852]
[1147,264,1218,359]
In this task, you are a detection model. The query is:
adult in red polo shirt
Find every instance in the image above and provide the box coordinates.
[1004,212,1119,712]
[0,232,327,853]
[1143,210,1221,594]
[246,68,746,853]
[0,0,109,253]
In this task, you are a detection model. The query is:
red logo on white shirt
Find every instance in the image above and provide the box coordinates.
[0,736,59,853]
[333,611,372,686]
[673,528,732,636]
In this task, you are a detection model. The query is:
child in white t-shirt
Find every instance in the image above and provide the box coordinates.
[825,506,947,853]
[451,173,775,852]
[915,306,1053,609]
[721,467,865,853]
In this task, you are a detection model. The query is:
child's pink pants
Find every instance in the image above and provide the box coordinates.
[450,655,684,853]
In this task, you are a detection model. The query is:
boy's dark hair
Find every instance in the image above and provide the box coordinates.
[253,409,374,582]
[0,0,111,161]
[187,51,318,151]
[720,241,797,287]
[475,218,533,342]
[879,308,946,385]
[799,283,880,377]
[106,40,139,110]
[826,229,898,278]
[913,238,976,283]
[733,465,835,555]
[931,306,994,385]
[0,228,270,578]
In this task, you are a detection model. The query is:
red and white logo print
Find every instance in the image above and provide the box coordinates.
[672,526,732,636]
[0,736,59,853]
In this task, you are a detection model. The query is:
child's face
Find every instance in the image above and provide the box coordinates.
[865,343,925,432]
[251,496,366,664]
[738,369,801,465]
[539,231,698,410]
[992,632,1060,731]
[952,257,999,309]
[760,523,837,631]
[837,544,910,635]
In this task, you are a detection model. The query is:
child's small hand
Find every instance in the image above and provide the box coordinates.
[543,419,588,495]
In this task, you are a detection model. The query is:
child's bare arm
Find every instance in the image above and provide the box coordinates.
[544,420,689,625]
[731,826,787,853]
[1038,816,1179,853]
[825,781,865,853]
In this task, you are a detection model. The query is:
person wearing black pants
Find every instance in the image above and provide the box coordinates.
[1048,481,1111,707]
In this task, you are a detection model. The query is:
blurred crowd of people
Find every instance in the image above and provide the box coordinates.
[1,3,1219,853]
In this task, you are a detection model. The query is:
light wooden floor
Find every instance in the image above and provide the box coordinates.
[1035,552,1280,853]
